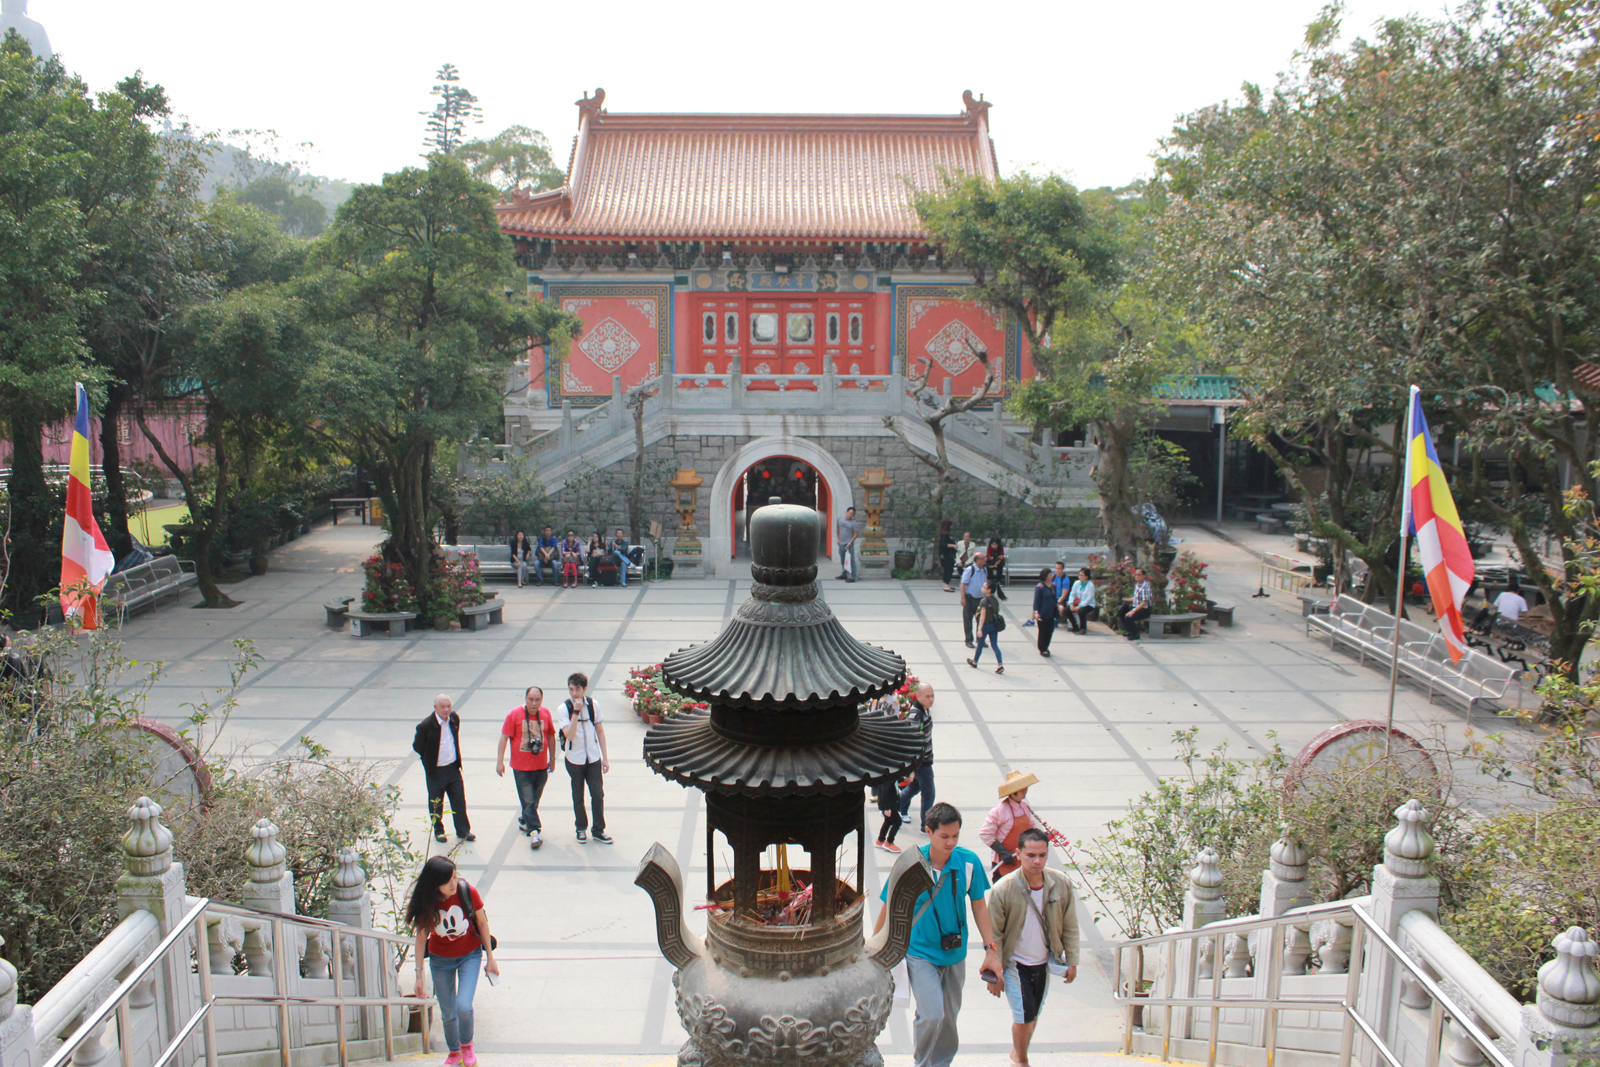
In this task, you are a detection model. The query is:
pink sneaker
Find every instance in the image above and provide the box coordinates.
[461,1043,477,1066]
[442,1052,462,1066]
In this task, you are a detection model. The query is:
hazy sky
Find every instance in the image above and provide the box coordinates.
[45,0,1437,190]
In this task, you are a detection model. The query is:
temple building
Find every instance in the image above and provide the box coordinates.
[492,90,1098,573]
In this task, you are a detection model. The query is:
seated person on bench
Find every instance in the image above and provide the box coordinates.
[534,525,559,585]
[1471,575,1527,632]
[609,528,632,587]
[1117,568,1153,641]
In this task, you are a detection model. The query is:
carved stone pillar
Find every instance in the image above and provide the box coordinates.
[0,935,40,1067]
[1170,847,1226,1040]
[1358,799,1440,1053]
[1515,927,1600,1067]
[326,847,383,1040]
[116,797,196,1067]
[238,818,303,1046]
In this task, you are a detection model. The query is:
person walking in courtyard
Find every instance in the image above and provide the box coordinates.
[984,828,1080,1067]
[960,552,988,648]
[1118,567,1153,640]
[873,802,1000,1067]
[979,770,1041,880]
[968,580,1005,674]
[497,685,557,850]
[987,537,1009,600]
[897,681,937,833]
[413,694,474,844]
[874,777,902,853]
[938,519,958,592]
[1030,569,1059,656]
[555,672,612,843]
[837,506,862,582]
[509,530,532,587]
[559,530,583,588]
[408,855,499,1066]
[1064,566,1096,635]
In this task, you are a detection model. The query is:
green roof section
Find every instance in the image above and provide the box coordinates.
[1154,374,1241,403]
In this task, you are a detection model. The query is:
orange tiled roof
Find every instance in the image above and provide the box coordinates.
[496,89,999,242]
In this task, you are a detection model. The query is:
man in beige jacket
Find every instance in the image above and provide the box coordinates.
[984,828,1080,1066]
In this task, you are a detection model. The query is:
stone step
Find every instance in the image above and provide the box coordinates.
[390,1050,1174,1067]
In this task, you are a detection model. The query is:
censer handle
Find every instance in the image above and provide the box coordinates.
[635,843,705,968]
[864,847,935,968]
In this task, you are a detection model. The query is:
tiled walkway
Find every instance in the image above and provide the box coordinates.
[112,521,1519,1065]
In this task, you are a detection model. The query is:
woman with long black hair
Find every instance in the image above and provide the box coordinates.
[407,856,499,1066]
[937,519,958,592]
[509,530,532,587]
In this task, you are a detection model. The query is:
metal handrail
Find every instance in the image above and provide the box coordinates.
[1112,900,1514,1067]
[41,897,433,1067]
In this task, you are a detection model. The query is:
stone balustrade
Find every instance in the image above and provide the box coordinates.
[0,798,417,1067]
[1131,801,1600,1067]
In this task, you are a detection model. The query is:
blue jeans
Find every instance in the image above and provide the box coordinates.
[973,622,1003,665]
[898,764,935,830]
[512,767,548,832]
[429,947,481,1050]
[613,549,630,585]
[839,540,858,580]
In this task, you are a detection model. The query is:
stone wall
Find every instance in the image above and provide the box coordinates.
[541,432,1098,551]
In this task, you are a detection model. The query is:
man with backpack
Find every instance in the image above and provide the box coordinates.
[554,672,612,843]
[496,685,558,850]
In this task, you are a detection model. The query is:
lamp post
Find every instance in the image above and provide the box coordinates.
[668,468,704,574]
[857,468,892,570]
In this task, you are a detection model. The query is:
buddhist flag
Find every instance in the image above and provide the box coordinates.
[60,383,116,629]
[1402,386,1474,663]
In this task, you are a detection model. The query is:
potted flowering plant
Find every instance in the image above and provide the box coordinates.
[360,555,418,614]
[624,664,708,725]
[1165,551,1209,614]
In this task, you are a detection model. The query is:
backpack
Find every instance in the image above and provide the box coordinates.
[558,697,595,751]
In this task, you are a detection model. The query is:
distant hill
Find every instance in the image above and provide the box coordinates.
[162,125,356,217]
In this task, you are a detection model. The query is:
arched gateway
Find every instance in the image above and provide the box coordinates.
[707,436,854,571]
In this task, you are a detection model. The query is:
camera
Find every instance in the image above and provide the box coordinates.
[940,932,962,952]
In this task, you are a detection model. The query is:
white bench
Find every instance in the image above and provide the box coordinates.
[101,556,199,614]
[1146,612,1207,639]
[1310,595,1518,711]
[346,610,416,637]
[457,598,505,631]
[449,544,645,584]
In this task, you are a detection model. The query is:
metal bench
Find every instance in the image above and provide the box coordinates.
[1206,600,1235,627]
[101,557,199,615]
[456,598,505,631]
[1146,612,1207,639]
[346,610,416,637]
[324,596,354,627]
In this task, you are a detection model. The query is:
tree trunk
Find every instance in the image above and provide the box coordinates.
[629,399,646,544]
[1094,415,1146,565]
[382,440,437,605]
[98,384,133,559]
[134,406,237,608]
[0,407,57,623]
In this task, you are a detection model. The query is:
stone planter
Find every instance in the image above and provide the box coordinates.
[432,614,454,632]
[893,550,917,572]
[248,555,269,576]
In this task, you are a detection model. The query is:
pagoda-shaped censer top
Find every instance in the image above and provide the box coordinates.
[646,502,924,796]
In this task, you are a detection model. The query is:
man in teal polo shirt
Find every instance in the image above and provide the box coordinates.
[874,801,1000,1067]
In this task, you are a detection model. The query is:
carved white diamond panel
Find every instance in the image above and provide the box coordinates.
[924,320,984,375]
[578,317,641,373]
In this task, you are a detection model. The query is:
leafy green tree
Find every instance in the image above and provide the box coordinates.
[910,172,1121,530]
[0,35,169,617]
[455,125,565,193]
[237,174,327,236]
[421,63,481,155]
[303,155,580,601]
[1154,3,1600,672]
[1005,186,1198,561]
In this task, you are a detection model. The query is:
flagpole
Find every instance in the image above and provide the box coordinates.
[1384,386,1419,757]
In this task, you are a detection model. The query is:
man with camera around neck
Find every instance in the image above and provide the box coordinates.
[873,802,1000,1067]
[496,686,558,850]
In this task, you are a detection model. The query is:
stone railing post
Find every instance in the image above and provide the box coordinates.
[991,401,1006,461]
[662,372,675,411]
[1168,846,1226,1040]
[611,374,624,436]
[1247,829,1312,1043]
[239,818,305,1045]
[822,358,837,408]
[1357,799,1440,1051]
[1516,927,1600,1067]
[559,401,574,449]
[729,355,742,411]
[326,847,383,1041]
[0,934,40,1067]
[117,796,196,1066]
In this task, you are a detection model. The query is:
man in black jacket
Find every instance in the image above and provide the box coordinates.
[413,694,475,844]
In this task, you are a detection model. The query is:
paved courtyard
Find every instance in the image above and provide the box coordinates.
[111,520,1515,1066]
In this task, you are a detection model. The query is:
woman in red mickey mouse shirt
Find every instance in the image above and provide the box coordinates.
[407,856,499,1066]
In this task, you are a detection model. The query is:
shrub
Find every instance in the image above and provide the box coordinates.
[361,554,418,613]
[623,663,707,721]
[1165,551,1209,614]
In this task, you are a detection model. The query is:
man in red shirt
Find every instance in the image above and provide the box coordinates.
[496,686,558,850]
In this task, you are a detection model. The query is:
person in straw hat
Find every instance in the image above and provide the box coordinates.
[979,770,1041,880]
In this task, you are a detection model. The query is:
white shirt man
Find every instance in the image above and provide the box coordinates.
[1494,587,1528,622]
[554,672,611,844]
